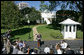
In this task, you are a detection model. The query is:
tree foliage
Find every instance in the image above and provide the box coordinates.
[1,1,23,29]
[40,1,83,30]
[40,1,49,12]
[20,7,41,22]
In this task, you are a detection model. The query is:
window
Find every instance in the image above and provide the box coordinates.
[66,25,68,32]
[70,26,71,32]
[73,25,75,32]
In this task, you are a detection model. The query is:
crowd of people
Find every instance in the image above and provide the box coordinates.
[1,30,83,54]
[1,39,83,54]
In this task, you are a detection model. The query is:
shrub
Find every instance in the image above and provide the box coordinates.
[77,30,83,39]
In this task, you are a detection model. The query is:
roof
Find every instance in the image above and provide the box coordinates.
[59,18,81,25]
[19,2,28,4]
[43,9,50,13]
[42,9,56,13]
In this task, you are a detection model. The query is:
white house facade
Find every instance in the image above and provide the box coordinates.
[41,10,56,24]
[17,2,28,10]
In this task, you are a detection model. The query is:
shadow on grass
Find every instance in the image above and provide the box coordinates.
[11,28,31,36]
[46,24,61,30]
[10,28,32,42]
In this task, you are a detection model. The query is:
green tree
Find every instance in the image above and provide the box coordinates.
[1,1,23,29]
[28,7,41,21]
[20,7,41,23]
[40,1,83,30]
[40,1,49,12]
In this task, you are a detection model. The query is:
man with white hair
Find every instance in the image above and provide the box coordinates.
[44,45,50,54]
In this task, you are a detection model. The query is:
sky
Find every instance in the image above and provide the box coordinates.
[14,1,61,11]
[15,1,45,10]
[14,1,78,11]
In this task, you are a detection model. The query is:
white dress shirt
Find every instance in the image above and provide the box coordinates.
[61,42,68,49]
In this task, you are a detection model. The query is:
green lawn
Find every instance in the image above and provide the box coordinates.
[37,25,63,40]
[1,25,83,42]
[1,25,35,42]
[37,25,83,40]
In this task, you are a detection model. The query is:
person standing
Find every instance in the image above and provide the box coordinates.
[6,39,11,54]
[36,34,42,48]
[7,29,12,38]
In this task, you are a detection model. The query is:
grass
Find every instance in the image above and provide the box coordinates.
[1,25,35,42]
[37,25,63,40]
[37,25,83,40]
[1,24,83,42]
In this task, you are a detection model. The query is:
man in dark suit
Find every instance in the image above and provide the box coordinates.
[65,45,75,54]
[36,34,42,48]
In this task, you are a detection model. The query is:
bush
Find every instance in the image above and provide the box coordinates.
[77,30,83,39]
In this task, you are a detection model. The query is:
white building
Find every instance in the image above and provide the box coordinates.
[17,2,28,10]
[59,18,81,39]
[41,10,56,24]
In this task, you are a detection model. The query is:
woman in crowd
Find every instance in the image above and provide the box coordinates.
[55,44,63,54]
[50,49,54,54]
[76,47,83,54]
[17,47,24,54]
[60,40,68,49]
[79,47,83,54]
[12,43,18,54]
[18,40,24,51]
[27,46,30,54]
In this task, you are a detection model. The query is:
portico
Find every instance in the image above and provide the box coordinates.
[59,18,81,39]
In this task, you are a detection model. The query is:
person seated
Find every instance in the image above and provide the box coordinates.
[50,49,54,54]
[22,42,27,53]
[44,45,50,54]
[76,47,83,54]
[31,49,37,54]
[18,41,23,50]
[12,43,18,54]
[79,47,83,54]
[55,44,63,54]
[17,47,24,54]
[60,40,68,49]
[34,48,39,54]
[65,45,75,54]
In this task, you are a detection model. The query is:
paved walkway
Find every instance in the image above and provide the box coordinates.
[32,25,39,41]
[25,40,83,54]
